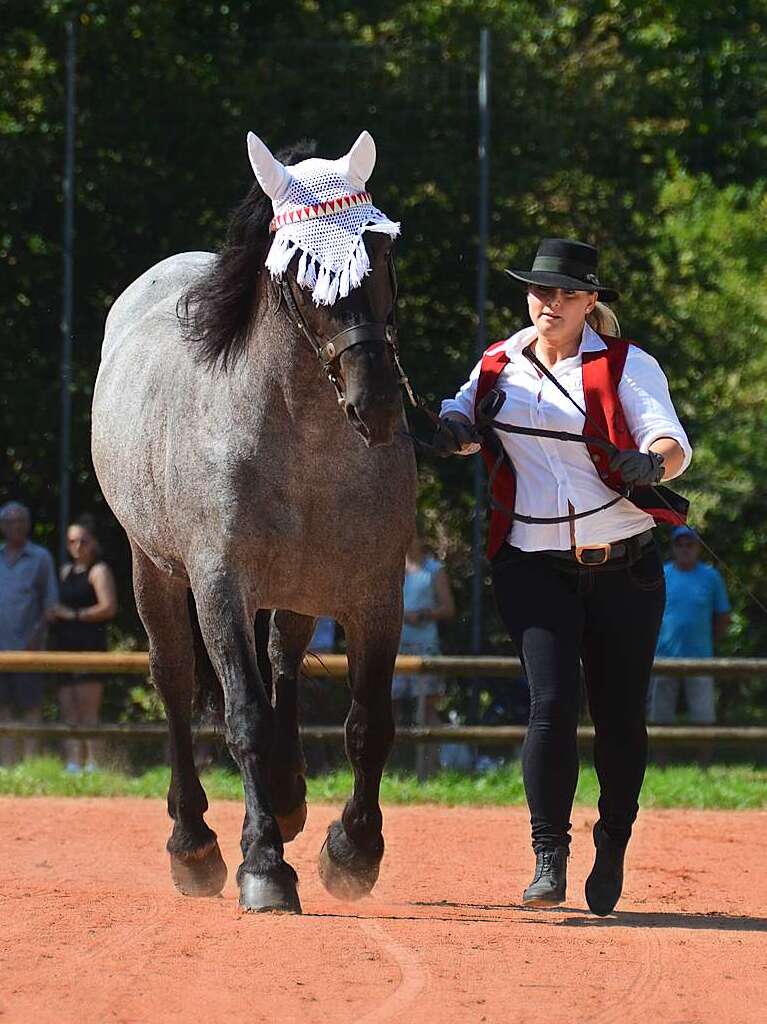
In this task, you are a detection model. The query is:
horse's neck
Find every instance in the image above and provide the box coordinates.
[245,309,348,445]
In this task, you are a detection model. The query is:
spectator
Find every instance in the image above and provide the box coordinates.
[50,516,118,772]
[649,526,731,725]
[393,535,455,776]
[302,616,340,773]
[310,616,336,653]
[0,501,58,764]
[474,674,531,773]
[393,535,455,719]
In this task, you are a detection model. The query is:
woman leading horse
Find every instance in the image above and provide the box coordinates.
[435,238,691,916]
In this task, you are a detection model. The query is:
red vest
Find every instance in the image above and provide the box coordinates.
[475,335,686,558]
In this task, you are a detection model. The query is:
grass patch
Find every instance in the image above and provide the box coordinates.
[1,757,766,809]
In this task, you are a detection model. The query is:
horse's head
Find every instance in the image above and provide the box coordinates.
[248,131,404,448]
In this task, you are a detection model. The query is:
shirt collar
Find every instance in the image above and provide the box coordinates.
[502,322,607,359]
[1,540,31,557]
[581,322,608,352]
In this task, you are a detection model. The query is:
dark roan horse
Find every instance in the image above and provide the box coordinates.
[92,132,417,913]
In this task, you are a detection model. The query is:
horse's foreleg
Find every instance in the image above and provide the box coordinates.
[318,611,398,901]
[267,610,315,843]
[192,576,300,914]
[130,543,226,897]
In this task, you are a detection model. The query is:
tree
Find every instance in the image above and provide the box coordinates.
[2,0,766,669]
[643,170,767,665]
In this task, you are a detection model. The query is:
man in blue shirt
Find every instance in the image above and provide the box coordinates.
[0,502,59,763]
[649,526,731,724]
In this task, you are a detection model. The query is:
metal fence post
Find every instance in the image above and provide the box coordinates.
[470,27,491,725]
[58,18,77,564]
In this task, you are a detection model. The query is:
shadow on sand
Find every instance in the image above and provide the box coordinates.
[407,899,767,933]
[560,910,767,932]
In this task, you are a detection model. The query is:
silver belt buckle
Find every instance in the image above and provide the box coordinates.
[574,543,611,566]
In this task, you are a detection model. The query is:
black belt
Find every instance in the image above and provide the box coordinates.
[542,530,655,566]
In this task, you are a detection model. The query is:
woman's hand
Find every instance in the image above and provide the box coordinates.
[432,416,482,457]
[608,449,665,486]
[51,603,77,621]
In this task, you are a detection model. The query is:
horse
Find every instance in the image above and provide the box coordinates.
[91,130,417,913]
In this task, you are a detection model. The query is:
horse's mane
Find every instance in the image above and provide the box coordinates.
[180,140,317,369]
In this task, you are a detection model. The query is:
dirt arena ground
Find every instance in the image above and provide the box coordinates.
[1,797,765,1023]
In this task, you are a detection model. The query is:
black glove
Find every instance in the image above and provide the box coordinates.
[432,417,482,458]
[608,449,665,486]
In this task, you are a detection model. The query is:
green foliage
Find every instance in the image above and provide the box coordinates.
[641,171,767,667]
[1,1,766,713]
[3,757,767,809]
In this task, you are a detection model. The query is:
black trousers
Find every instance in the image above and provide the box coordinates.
[491,540,666,852]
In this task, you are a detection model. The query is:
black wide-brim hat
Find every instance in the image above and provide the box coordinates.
[505,238,619,302]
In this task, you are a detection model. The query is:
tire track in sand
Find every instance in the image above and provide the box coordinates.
[583,921,664,1024]
[355,918,427,1023]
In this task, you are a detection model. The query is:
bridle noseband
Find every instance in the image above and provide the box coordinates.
[277,257,416,408]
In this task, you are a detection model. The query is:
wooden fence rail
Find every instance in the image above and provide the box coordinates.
[2,651,767,678]
[1,722,767,744]
[2,652,764,746]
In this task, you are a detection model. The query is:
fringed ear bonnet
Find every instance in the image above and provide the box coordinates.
[246,130,400,306]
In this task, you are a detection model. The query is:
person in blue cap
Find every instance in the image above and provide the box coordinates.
[649,526,731,725]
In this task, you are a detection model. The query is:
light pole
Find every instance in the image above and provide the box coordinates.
[58,17,77,563]
[471,27,491,657]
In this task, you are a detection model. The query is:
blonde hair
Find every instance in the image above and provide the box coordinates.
[587,302,621,336]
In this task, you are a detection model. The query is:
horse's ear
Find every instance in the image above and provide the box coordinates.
[246,132,290,201]
[336,130,376,189]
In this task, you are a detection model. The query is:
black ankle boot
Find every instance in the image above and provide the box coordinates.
[523,847,568,906]
[585,821,627,917]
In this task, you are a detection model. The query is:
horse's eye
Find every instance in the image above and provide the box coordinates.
[366,232,394,263]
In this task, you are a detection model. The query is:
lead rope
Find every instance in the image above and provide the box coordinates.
[391,347,419,409]
[386,257,420,411]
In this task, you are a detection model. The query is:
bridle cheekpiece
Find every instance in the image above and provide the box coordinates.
[278,255,416,410]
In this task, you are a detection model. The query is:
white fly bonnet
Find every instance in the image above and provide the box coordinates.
[247,130,400,306]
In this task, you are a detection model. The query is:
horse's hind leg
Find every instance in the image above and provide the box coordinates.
[267,610,315,842]
[319,608,398,901]
[131,542,226,897]
[191,572,300,913]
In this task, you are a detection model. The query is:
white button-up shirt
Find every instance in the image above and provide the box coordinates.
[440,324,692,552]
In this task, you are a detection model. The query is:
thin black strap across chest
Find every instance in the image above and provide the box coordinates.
[476,347,627,525]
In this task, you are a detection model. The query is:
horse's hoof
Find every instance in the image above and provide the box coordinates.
[239,872,302,914]
[276,801,307,844]
[169,839,228,897]
[318,832,381,902]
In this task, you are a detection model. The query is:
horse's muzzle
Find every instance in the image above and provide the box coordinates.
[345,400,396,448]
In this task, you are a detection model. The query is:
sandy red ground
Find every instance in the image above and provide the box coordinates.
[1,797,765,1023]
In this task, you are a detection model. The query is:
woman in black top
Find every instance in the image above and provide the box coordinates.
[52,516,118,772]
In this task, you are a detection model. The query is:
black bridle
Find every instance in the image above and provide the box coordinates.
[278,256,417,408]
